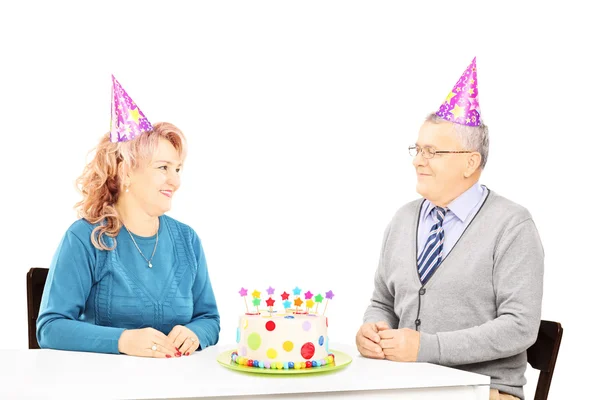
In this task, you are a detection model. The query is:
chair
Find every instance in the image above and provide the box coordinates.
[527,320,563,400]
[26,267,49,349]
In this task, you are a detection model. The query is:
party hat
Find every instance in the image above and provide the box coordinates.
[110,75,153,142]
[436,57,481,126]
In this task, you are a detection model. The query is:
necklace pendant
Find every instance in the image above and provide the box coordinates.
[148,262,153,268]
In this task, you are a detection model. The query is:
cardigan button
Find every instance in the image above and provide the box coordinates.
[415,319,421,326]
[419,288,426,295]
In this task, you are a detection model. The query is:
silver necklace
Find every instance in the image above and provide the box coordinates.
[123,220,159,268]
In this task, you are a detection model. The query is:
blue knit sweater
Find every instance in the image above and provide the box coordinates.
[37,215,220,354]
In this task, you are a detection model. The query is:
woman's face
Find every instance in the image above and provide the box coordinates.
[126,138,182,216]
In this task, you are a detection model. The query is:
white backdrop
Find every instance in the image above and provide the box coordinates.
[1,1,597,398]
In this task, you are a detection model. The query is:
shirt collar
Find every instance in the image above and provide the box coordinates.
[423,182,484,223]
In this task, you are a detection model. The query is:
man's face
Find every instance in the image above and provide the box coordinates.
[412,121,470,203]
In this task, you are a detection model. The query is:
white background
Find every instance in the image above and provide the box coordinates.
[0,1,597,398]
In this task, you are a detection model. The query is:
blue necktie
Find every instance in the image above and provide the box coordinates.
[417,206,447,284]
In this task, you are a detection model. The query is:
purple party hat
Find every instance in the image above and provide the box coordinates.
[436,57,481,127]
[110,75,153,142]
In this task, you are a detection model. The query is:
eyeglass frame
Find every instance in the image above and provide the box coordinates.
[408,144,474,159]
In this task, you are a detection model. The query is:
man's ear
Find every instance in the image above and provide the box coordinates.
[464,152,482,178]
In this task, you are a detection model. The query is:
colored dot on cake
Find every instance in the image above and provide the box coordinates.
[240,346,247,356]
[248,333,262,350]
[302,321,311,331]
[267,348,278,359]
[236,328,241,343]
[283,341,294,352]
[265,320,276,331]
[243,319,248,329]
[301,342,315,359]
[319,335,324,346]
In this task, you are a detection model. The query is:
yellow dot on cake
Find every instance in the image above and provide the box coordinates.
[283,341,294,352]
[267,348,278,359]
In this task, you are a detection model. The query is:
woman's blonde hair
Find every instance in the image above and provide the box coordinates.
[75,122,187,250]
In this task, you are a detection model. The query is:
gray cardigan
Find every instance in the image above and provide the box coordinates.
[364,190,544,399]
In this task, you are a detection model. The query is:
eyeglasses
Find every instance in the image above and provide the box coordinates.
[408,145,473,159]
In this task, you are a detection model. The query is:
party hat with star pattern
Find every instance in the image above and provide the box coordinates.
[436,57,481,127]
[110,75,153,142]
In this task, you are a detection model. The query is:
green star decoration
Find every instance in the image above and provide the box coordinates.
[314,294,324,303]
[252,297,261,307]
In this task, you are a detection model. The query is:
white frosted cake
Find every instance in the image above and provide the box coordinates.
[231,310,334,369]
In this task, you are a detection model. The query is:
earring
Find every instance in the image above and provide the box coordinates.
[125,185,129,193]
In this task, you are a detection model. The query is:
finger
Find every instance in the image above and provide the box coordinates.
[358,341,385,359]
[357,335,384,356]
[361,324,381,343]
[188,337,201,355]
[172,331,188,351]
[379,338,395,350]
[188,342,200,356]
[382,348,399,361]
[167,325,183,342]
[376,321,390,331]
[179,337,198,356]
[147,342,174,358]
[155,336,179,357]
[378,329,396,340]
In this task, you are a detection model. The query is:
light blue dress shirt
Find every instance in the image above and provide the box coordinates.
[418,182,489,259]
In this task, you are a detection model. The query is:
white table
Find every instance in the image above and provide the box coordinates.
[0,343,489,399]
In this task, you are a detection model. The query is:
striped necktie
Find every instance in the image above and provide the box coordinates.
[417,206,447,284]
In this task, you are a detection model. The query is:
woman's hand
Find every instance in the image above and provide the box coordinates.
[118,327,180,358]
[167,325,200,356]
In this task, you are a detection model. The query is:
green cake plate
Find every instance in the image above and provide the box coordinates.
[217,349,352,375]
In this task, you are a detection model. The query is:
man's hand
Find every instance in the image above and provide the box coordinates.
[379,327,420,362]
[355,321,390,359]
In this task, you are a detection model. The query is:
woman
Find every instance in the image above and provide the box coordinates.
[36,77,220,358]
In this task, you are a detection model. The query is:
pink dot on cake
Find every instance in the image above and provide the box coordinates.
[302,321,312,331]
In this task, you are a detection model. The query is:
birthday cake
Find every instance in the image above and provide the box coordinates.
[232,287,335,370]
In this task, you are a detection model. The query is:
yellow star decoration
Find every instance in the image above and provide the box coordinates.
[445,91,456,104]
[468,88,474,95]
[469,78,475,84]
[252,290,261,298]
[306,299,315,309]
[128,107,140,123]
[450,105,465,119]
[294,297,303,307]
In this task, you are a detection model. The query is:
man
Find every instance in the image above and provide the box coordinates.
[357,58,543,400]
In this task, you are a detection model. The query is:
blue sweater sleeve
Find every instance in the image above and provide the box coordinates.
[185,232,220,349]
[36,230,125,354]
